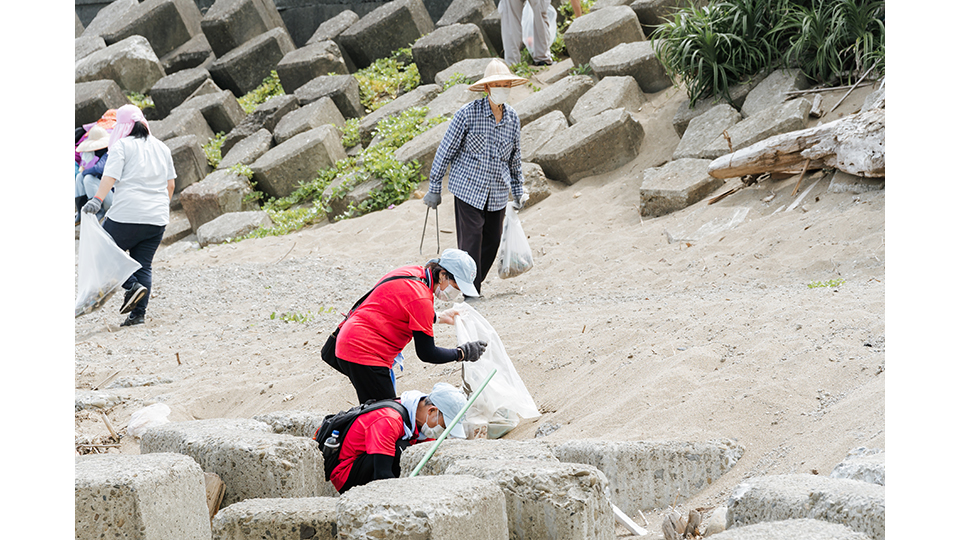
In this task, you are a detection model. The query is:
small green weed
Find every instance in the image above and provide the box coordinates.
[808,279,846,289]
[443,72,471,90]
[238,71,285,114]
[270,307,338,323]
[203,132,226,168]
[354,47,421,112]
[570,63,592,76]
[340,118,362,148]
[125,91,155,111]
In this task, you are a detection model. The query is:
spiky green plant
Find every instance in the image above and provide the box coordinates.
[237,71,285,114]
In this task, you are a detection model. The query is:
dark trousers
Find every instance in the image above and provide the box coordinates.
[102,219,165,317]
[337,358,396,404]
[454,197,505,295]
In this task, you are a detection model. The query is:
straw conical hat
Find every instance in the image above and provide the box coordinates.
[468,58,528,92]
[76,125,111,153]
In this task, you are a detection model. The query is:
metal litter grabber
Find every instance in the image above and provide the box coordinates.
[419,205,440,255]
[409,368,497,477]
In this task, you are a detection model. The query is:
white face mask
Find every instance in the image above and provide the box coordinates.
[489,87,511,105]
[421,410,445,439]
[435,282,459,302]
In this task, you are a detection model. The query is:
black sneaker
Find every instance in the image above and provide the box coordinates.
[120,283,147,315]
[533,59,554,66]
[120,314,145,327]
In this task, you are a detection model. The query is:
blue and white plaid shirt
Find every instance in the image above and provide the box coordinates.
[428,97,524,211]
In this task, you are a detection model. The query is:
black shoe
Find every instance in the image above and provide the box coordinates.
[120,283,147,315]
[533,59,554,66]
[120,313,145,327]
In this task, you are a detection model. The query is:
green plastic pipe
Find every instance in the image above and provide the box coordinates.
[409,368,497,477]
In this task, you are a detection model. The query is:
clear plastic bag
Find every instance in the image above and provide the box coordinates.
[127,403,171,438]
[521,2,558,53]
[455,302,540,439]
[497,203,534,279]
[75,212,141,318]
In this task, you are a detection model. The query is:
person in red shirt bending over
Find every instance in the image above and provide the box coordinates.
[331,382,468,493]
[334,249,488,404]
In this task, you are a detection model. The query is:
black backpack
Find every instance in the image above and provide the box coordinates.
[313,399,412,481]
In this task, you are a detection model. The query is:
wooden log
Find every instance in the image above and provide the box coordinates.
[708,106,884,179]
[204,472,226,520]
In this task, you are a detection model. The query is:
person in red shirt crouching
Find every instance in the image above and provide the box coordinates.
[335,248,488,404]
[331,382,468,493]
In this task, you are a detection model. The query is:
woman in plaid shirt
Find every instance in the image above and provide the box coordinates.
[425,59,529,296]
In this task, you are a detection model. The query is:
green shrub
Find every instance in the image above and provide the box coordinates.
[354,48,421,112]
[237,71,285,114]
[202,132,226,169]
[125,91,155,111]
[340,118,362,148]
[442,72,471,90]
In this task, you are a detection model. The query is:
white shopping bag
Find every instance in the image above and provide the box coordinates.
[75,213,141,317]
[455,302,540,438]
[497,203,534,279]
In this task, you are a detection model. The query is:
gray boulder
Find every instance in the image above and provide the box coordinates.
[75,35,166,94]
[630,0,702,35]
[305,9,359,72]
[75,80,130,128]
[672,103,741,160]
[149,67,212,118]
[159,32,215,74]
[435,57,492,88]
[830,448,884,486]
[569,75,644,125]
[208,27,296,96]
[394,118,452,180]
[437,0,498,53]
[182,78,221,103]
[220,128,274,170]
[412,24,491,89]
[707,519,871,540]
[165,134,213,195]
[740,68,811,118]
[426,84,478,121]
[325,175,386,221]
[197,210,274,247]
[672,78,760,137]
[520,110,568,162]
[98,0,204,59]
[590,39,671,94]
[81,0,138,39]
[172,90,248,135]
[359,84,442,142]
[339,0,435,69]
[637,157,722,217]
[250,124,347,199]
[294,74,365,119]
[520,162,552,206]
[200,0,289,58]
[150,107,215,144]
[513,75,595,124]
[222,94,299,154]
[273,96,345,144]
[699,98,812,159]
[181,168,261,232]
[564,6,645,68]
[275,40,349,94]
[479,9,503,57]
[75,35,106,62]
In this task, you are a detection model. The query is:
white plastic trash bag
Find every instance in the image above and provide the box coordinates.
[127,403,171,438]
[497,203,534,279]
[455,302,539,438]
[521,2,558,54]
[75,213,141,318]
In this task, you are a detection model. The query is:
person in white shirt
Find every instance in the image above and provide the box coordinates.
[82,104,177,327]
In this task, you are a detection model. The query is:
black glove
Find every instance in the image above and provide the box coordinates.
[81,197,102,215]
[459,340,487,362]
[423,191,441,209]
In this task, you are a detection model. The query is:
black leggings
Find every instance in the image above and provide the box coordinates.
[337,358,396,404]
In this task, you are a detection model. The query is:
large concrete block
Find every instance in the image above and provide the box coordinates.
[672,103,741,160]
[76,35,106,62]
[709,519,871,540]
[699,98,811,159]
[140,418,322,506]
[253,410,330,438]
[75,35,167,94]
[223,94,299,154]
[151,107,216,143]
[637,158,723,218]
[564,6,645,68]
[395,119,452,180]
[276,41,350,94]
[513,75,594,125]
[399,438,558,477]
[336,475,509,540]
[250,124,347,199]
[830,447,884,486]
[197,210,275,246]
[160,32,216,74]
[166,134,213,194]
[446,459,615,540]
[99,0,204,59]
[325,175,386,221]
[520,162,552,206]
[436,0,499,54]
[211,497,338,540]
[273,96,345,144]
[76,453,212,540]
[570,75,645,125]
[75,80,130,129]
[220,128,274,169]
[589,39,671,94]
[520,109,568,163]
[413,24,491,88]
[553,438,744,513]
[173,89,248,135]
[209,26,296,96]
[339,0,436,69]
[359,84,442,141]
[479,9,503,57]
[201,0,289,58]
[180,168,260,231]
[726,474,885,540]
[150,67,212,118]
[629,0,699,35]
[295,74,365,119]
[434,57,492,88]
[672,78,760,137]
[305,10,360,72]
[740,68,811,118]
[82,0,139,39]
[532,107,643,185]
[425,84,477,121]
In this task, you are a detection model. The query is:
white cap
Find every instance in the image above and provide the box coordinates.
[429,382,468,438]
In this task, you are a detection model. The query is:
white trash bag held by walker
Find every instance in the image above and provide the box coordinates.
[75,212,141,318]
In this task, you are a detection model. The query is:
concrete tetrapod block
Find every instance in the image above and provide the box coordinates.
[76,35,106,62]
[726,474,885,540]
[76,453,212,540]
[253,410,330,438]
[276,41,350,94]
[149,67,212,118]
[180,168,260,231]
[99,0,204,59]
[140,418,322,506]
[413,23,491,89]
[425,84,478,121]
[75,35,167,94]
[209,26,296,96]
[740,68,811,118]
[629,0,699,36]
[359,84,442,142]
[564,6,645,68]
[436,0,498,52]
[305,10,360,72]
[222,94,299,154]
[336,475,509,540]
[521,162,553,206]
[513,75,595,125]
[637,158,723,218]
[211,497,338,540]
[553,438,745,514]
[151,107,216,144]
[339,0,436,69]
[197,210,275,246]
[160,32,216,74]
[200,0,289,58]
[173,89,248,135]
[395,118,452,180]
[709,519,871,540]
[589,40,672,94]
[250,124,347,199]
[569,75,645,125]
[699,98,812,160]
[672,78,760,138]
[165,134,213,194]
[325,175,388,221]
[399,438,559,477]
[532,108,643,185]
[220,128,274,169]
[295,74,365,119]
[830,447,885,486]
[672,103,742,160]
[81,0,138,39]
[479,9,503,57]
[75,80,130,128]
[520,109,568,163]
[273,96,345,144]
[434,57,493,87]
[446,459,615,540]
